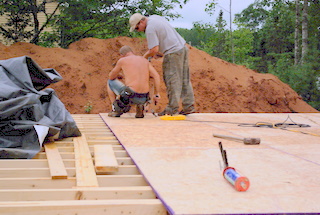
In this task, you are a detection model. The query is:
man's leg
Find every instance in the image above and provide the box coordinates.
[107,83,116,103]
[131,95,149,118]
[107,79,127,117]
[160,50,184,115]
[180,47,195,114]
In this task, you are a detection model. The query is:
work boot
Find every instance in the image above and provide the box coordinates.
[108,111,122,117]
[108,103,122,117]
[179,106,196,115]
[158,108,178,116]
[135,104,144,118]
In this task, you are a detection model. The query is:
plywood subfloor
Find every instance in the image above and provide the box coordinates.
[100,113,320,215]
[0,114,167,215]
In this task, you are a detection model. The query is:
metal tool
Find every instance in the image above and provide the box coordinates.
[219,142,250,192]
[213,133,260,145]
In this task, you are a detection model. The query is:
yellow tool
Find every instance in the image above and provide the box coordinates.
[160,115,186,121]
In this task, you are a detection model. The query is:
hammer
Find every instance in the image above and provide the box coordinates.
[213,133,260,145]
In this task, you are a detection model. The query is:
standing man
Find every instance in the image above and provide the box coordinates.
[108,45,161,118]
[129,13,196,116]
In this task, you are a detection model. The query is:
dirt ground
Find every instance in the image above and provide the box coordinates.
[0,36,318,114]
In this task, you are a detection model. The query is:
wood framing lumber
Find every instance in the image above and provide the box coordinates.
[0,167,74,178]
[33,150,128,159]
[0,187,156,201]
[73,134,99,187]
[0,175,147,189]
[94,145,119,174]
[0,158,133,168]
[0,178,76,189]
[97,175,148,187]
[0,199,167,215]
[44,142,68,179]
[0,166,139,178]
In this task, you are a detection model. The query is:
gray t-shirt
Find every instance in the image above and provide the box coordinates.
[146,15,186,55]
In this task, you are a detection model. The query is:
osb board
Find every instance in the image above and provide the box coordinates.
[100,113,320,215]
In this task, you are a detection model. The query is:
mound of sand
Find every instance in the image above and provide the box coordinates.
[0,36,317,114]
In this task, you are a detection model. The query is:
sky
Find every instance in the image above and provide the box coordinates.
[169,0,256,29]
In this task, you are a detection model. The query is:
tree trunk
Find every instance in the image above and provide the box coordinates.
[301,0,309,64]
[30,0,40,44]
[294,0,301,65]
[30,2,62,44]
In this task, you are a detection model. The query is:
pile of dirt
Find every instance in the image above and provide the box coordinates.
[0,36,317,114]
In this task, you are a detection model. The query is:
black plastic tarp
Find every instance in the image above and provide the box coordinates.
[0,56,81,159]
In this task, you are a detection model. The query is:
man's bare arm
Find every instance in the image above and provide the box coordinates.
[143,45,160,59]
[109,60,122,80]
[149,63,161,100]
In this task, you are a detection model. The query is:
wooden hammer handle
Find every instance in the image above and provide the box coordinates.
[213,133,243,141]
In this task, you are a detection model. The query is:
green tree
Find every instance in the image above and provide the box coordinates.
[55,0,191,47]
[235,0,319,109]
[0,0,190,47]
[0,0,60,44]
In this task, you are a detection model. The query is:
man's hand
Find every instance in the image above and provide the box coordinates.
[154,94,160,105]
[144,46,160,59]
[153,53,163,59]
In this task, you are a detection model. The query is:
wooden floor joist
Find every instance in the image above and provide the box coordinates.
[0,114,166,215]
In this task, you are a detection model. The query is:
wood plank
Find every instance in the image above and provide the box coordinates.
[57,145,123,152]
[44,142,68,179]
[0,168,75,178]
[0,178,76,189]
[0,166,139,178]
[0,187,156,201]
[0,157,132,168]
[94,145,119,174]
[0,175,147,189]
[97,175,148,187]
[0,159,75,168]
[0,199,166,215]
[34,150,128,159]
[54,139,121,145]
[73,134,99,187]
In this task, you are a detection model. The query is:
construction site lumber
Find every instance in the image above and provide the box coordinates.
[0,114,166,215]
[73,134,99,187]
[94,145,119,173]
[44,142,68,179]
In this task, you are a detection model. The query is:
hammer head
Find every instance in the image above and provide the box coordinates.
[243,138,260,145]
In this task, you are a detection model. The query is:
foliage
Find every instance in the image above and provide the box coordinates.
[84,101,93,113]
[177,0,320,110]
[0,0,60,44]
[0,0,34,42]
[37,31,60,48]
[55,0,191,47]
[0,0,190,47]
[269,49,320,109]
[204,0,217,16]
[178,12,258,68]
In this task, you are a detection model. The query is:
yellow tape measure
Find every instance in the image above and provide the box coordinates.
[160,115,186,121]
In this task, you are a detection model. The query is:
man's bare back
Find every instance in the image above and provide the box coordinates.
[116,55,150,93]
[108,45,160,103]
[108,46,160,94]
[107,45,161,118]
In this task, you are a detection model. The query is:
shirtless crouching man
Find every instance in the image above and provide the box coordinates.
[107,45,161,118]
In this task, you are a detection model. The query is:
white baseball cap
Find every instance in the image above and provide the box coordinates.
[129,13,144,32]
